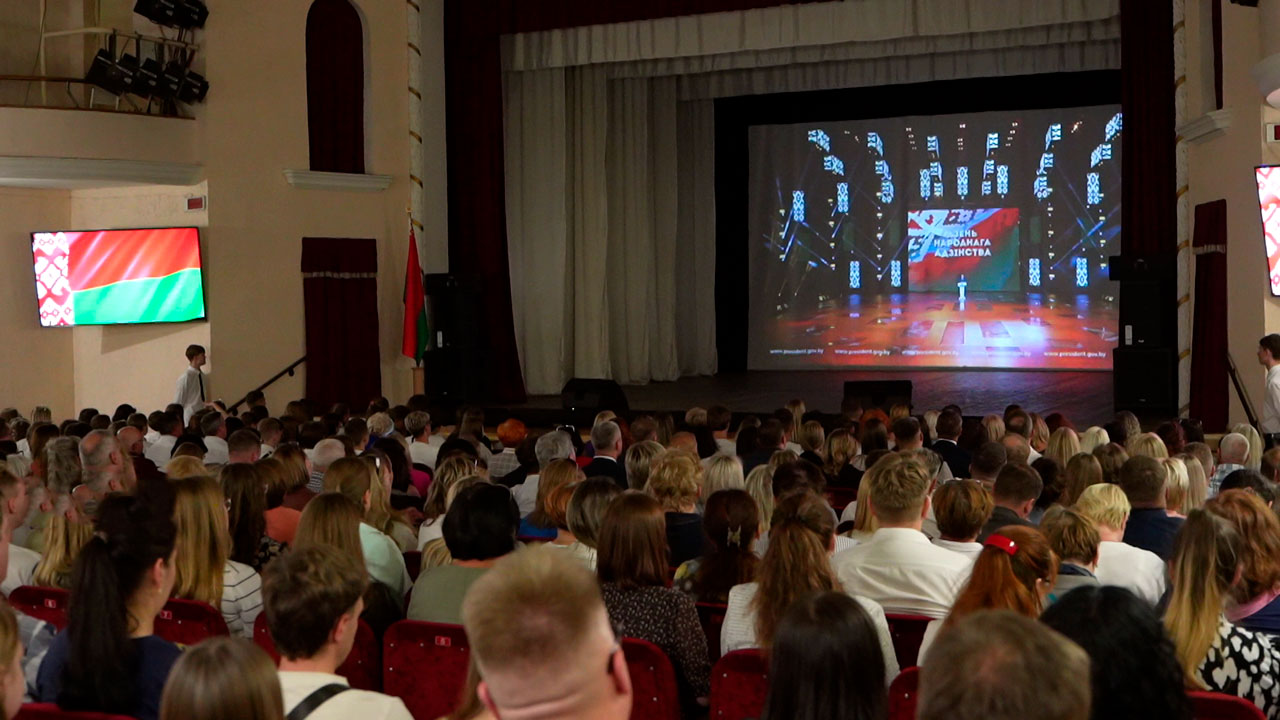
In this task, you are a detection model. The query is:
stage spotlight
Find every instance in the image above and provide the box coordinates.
[84,49,135,96]
[134,0,209,29]
[176,68,209,104]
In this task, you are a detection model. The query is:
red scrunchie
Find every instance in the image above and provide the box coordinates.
[984,533,1018,556]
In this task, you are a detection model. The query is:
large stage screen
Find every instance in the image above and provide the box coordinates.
[747,106,1121,370]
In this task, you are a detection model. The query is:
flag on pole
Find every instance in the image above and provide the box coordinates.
[402,228,428,364]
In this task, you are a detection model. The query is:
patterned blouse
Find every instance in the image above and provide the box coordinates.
[600,583,711,706]
[1199,615,1280,719]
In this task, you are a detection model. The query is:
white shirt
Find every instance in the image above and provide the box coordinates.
[1095,540,1167,606]
[487,448,521,479]
[417,518,444,551]
[175,366,206,424]
[409,438,440,469]
[203,436,229,465]
[831,527,972,619]
[1263,364,1280,433]
[222,560,263,639]
[260,443,275,459]
[931,538,983,563]
[715,438,736,456]
[145,435,177,467]
[721,582,900,682]
[279,671,412,720]
[360,523,411,597]
[2,544,40,595]
[16,439,30,460]
[513,474,540,517]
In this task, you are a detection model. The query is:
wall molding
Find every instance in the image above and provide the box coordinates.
[282,169,393,192]
[1176,108,1232,144]
[0,156,203,188]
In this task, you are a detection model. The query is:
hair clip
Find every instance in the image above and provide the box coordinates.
[726,525,743,548]
[94,530,109,542]
[984,534,1018,556]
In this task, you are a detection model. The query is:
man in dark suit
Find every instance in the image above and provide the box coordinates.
[1119,455,1185,560]
[741,419,787,475]
[582,419,627,489]
[977,463,1041,541]
[930,409,971,479]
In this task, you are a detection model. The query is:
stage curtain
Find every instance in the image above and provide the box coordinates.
[301,238,382,410]
[1189,200,1228,431]
[305,0,364,174]
[676,99,719,376]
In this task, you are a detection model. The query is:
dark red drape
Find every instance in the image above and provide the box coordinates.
[306,0,364,174]
[1121,0,1175,261]
[302,237,382,410]
[1190,200,1229,431]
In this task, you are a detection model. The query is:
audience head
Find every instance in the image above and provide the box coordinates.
[968,441,1007,486]
[866,454,932,527]
[1044,427,1080,469]
[1118,455,1168,508]
[707,406,732,433]
[991,463,1042,518]
[1175,453,1208,512]
[171,475,231,607]
[1058,453,1103,508]
[934,409,962,441]
[444,483,519,562]
[1162,457,1191,515]
[646,451,701,512]
[933,480,993,543]
[530,459,584,528]
[227,428,261,464]
[1219,468,1276,506]
[1204,489,1280,604]
[159,637,284,720]
[858,418,889,454]
[757,419,786,451]
[79,428,127,493]
[566,479,623,550]
[822,429,859,473]
[889,416,922,451]
[262,545,368,667]
[623,440,664,490]
[1126,432,1169,460]
[1077,426,1110,454]
[693,489,759,598]
[535,431,575,469]
[948,526,1057,627]
[463,549,631,720]
[1180,417,1206,444]
[918,610,1090,720]
[999,433,1031,465]
[754,490,837,649]
[1154,420,1186,456]
[0,603,21,719]
[1040,507,1099,569]
[165,454,208,479]
[981,414,1006,444]
[1231,423,1264,471]
[703,454,745,496]
[45,436,82,495]
[744,465,776,536]
[1074,483,1131,534]
[771,459,825,499]
[597,492,668,590]
[221,463,268,567]
[294,492,365,571]
[496,418,526,449]
[1164,509,1242,688]
[1041,586,1192,720]
[1092,442,1128,484]
[590,420,623,459]
[760,591,887,720]
[1218,432,1251,466]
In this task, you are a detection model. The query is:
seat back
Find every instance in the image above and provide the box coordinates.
[7,587,70,629]
[695,602,728,662]
[888,666,920,720]
[1189,691,1267,720]
[14,704,135,720]
[622,637,682,720]
[884,613,933,668]
[403,551,422,582]
[154,598,229,646]
[252,613,381,691]
[384,620,471,720]
[709,649,768,720]
[824,486,857,513]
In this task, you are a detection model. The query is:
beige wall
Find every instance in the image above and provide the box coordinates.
[0,188,75,419]
[0,108,199,163]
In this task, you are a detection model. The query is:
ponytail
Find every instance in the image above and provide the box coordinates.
[1165,509,1240,689]
[945,526,1057,628]
[751,491,839,650]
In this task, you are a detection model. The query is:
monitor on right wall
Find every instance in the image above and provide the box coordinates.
[1256,165,1280,296]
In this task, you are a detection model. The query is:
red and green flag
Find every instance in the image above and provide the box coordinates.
[402,228,428,363]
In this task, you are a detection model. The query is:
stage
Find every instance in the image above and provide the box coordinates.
[757,292,1118,371]
[511,368,1113,428]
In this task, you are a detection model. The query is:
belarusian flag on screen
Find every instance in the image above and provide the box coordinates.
[32,228,206,327]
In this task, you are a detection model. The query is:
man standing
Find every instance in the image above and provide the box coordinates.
[1259,334,1280,447]
[175,344,208,424]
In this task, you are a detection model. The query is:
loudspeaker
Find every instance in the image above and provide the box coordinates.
[1113,347,1178,415]
[843,380,913,412]
[422,274,484,404]
[561,378,629,413]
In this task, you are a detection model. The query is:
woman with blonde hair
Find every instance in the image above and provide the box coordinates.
[720,491,897,680]
[704,454,745,496]
[564,479,622,570]
[0,603,23,719]
[624,440,665,491]
[1164,509,1280,716]
[1127,432,1170,460]
[768,449,798,469]
[358,454,415,551]
[521,458,584,540]
[1078,426,1111,454]
[744,465,775,552]
[648,451,704,566]
[1163,457,1191,519]
[32,494,92,590]
[1058,453,1103,508]
[784,399,807,445]
[417,455,477,550]
[171,475,262,639]
[1177,453,1209,513]
[1232,423,1265,472]
[294,492,365,571]
[922,410,940,445]
[888,404,911,422]
[981,414,1005,444]
[1045,427,1080,470]
[420,476,485,573]
[1029,413,1051,454]
[323,457,411,598]
[164,455,208,480]
[159,637,283,720]
[823,429,861,489]
[796,421,825,467]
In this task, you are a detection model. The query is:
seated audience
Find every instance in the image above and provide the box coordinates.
[624,440,664,491]
[917,526,1058,663]
[537,482,594,569]
[597,492,710,710]
[1058,452,1103,508]
[796,420,825,467]
[930,479,992,561]
[1000,433,1032,465]
[257,457,302,544]
[520,458,583,540]
[1119,455,1184,560]
[918,610,1090,720]
[37,489,181,720]
[511,431,574,518]
[308,439,347,494]
[759,592,887,720]
[461,549,631,720]
[966,441,1006,491]
[1039,507,1101,601]
[200,412,230,465]
[222,464,287,572]
[563,478,621,571]
[488,418,526,480]
[1072,483,1167,605]
[1205,490,1280,635]
[405,411,439,471]
[408,483,518,624]
[31,490,91,590]
[1212,433,1250,496]
[703,454,745,496]
[1220,468,1277,506]
[981,414,1006,444]
[722,491,898,680]
[1029,456,1061,522]
[1232,423,1265,472]
[646,452,706,566]
[158,637,283,720]
[1176,452,1209,513]
[263,546,412,719]
[1163,457,1191,519]
[171,476,263,639]
[325,457,411,598]
[358,454,416,551]
[930,410,970,479]
[1042,586,1193,720]
[1045,427,1080,469]
[227,429,262,465]
[1078,426,1110,454]
[582,420,627,489]
[417,455,476,550]
[976,463,1041,541]
[1164,509,1280,717]
[0,602,26,719]
[0,469,37,594]
[823,429,862,489]
[1092,442,1129,484]
[1120,432,1167,460]
[269,443,315,511]
[742,420,787,475]
[674,489,759,603]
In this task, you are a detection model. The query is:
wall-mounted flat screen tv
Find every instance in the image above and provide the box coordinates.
[1256,165,1280,296]
[31,227,206,327]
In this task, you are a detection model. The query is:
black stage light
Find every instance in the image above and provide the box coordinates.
[118,54,152,97]
[153,62,184,101]
[84,49,134,96]
[176,69,208,104]
[134,0,208,29]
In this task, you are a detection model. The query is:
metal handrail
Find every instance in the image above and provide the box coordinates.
[229,357,307,414]
[1227,352,1260,429]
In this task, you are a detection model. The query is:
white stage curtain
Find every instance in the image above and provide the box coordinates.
[503,0,1120,395]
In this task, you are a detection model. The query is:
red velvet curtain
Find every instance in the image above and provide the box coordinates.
[306,0,364,174]
[301,238,382,410]
[1190,200,1229,430]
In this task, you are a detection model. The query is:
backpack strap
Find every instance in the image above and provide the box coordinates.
[287,683,351,720]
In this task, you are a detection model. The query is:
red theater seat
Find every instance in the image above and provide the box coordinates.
[1189,691,1267,720]
[7,587,70,629]
[695,602,728,662]
[403,551,422,582]
[888,666,920,720]
[154,598,228,646]
[884,613,932,668]
[253,613,382,691]
[824,486,857,513]
[384,620,470,720]
[710,649,767,720]
[622,637,681,720]
[14,705,134,720]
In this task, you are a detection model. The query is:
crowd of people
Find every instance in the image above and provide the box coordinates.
[2,376,1280,719]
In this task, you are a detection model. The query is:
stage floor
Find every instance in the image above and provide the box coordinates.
[758,292,1118,371]
[520,368,1114,428]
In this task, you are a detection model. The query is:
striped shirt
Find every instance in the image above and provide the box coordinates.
[222,560,263,639]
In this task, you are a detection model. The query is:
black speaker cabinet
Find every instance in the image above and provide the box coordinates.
[422,274,484,404]
[843,380,913,412]
[561,378,629,414]
[1113,346,1178,416]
